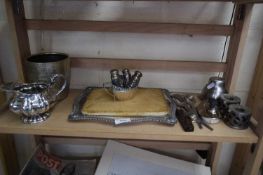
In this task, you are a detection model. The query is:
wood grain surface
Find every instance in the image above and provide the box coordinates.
[71,57,227,72]
[225,4,253,93]
[26,19,233,36]
[0,90,258,143]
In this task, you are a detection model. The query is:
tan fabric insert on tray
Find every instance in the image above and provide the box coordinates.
[81,88,170,117]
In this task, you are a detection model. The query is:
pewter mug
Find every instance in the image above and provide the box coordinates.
[0,74,66,124]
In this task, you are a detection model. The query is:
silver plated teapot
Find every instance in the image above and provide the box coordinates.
[0,74,66,124]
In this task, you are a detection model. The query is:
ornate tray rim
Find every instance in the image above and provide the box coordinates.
[68,87,177,126]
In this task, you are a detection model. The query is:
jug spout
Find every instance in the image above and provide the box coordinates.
[9,98,23,114]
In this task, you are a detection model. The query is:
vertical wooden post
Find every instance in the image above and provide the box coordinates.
[0,145,8,175]
[246,39,263,121]
[206,142,223,175]
[224,4,253,93]
[5,0,31,82]
[223,4,253,175]
[242,103,263,175]
[0,135,20,175]
[230,40,263,175]
[242,39,263,175]
[229,143,250,175]
[243,138,263,175]
[1,0,31,174]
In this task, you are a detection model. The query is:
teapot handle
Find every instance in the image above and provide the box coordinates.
[49,74,67,100]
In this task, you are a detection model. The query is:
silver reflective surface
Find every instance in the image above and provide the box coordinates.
[26,52,70,101]
[201,76,226,100]
[199,77,227,124]
[68,87,177,126]
[0,74,66,124]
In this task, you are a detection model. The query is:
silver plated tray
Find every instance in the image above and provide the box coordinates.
[68,87,177,126]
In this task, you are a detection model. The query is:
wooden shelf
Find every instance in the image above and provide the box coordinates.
[71,57,227,72]
[32,0,261,3]
[0,90,257,143]
[26,19,233,36]
[4,1,261,174]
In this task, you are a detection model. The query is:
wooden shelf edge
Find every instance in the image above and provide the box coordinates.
[25,0,263,3]
[26,19,233,36]
[71,57,227,72]
[0,127,258,144]
[41,137,211,149]
[0,90,258,144]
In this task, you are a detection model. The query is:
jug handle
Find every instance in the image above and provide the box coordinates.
[49,74,67,100]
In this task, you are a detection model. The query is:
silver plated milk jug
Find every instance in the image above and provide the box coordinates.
[0,74,66,124]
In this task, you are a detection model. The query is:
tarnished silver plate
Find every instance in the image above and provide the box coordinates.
[68,87,176,126]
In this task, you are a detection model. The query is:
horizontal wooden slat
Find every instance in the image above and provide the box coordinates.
[39,0,263,3]
[71,57,227,72]
[236,0,263,3]
[26,19,233,36]
[42,137,211,150]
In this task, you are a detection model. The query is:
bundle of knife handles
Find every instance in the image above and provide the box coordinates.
[172,94,213,132]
